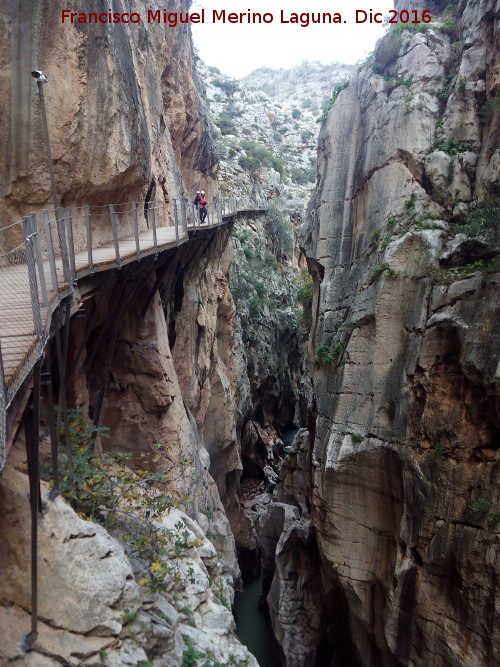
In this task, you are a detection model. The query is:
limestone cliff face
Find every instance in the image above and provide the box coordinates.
[1,0,217,224]
[299,2,499,665]
[0,2,259,664]
[0,444,257,667]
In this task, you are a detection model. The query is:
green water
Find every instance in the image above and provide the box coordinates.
[282,428,299,446]
[234,577,280,666]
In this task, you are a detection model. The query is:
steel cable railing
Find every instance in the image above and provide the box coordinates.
[0,193,266,469]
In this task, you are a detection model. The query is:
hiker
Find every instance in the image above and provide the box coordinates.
[199,191,207,223]
[193,191,201,210]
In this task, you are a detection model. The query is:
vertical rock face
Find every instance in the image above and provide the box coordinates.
[1,2,257,664]
[1,0,217,223]
[300,2,499,666]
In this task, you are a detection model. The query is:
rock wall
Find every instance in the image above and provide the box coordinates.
[297,2,499,665]
[1,0,217,226]
[0,2,259,664]
[0,444,257,666]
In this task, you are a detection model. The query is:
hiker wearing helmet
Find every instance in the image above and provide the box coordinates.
[199,191,207,223]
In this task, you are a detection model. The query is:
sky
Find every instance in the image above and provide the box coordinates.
[191,0,391,78]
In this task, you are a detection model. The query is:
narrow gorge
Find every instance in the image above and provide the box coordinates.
[0,1,498,666]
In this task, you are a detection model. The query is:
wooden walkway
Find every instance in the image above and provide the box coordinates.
[0,196,268,470]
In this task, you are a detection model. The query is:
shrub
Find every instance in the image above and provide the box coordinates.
[216,112,237,135]
[291,108,301,119]
[438,19,460,37]
[371,263,396,279]
[289,165,316,184]
[315,345,334,365]
[39,410,198,594]
[238,140,285,177]
[480,96,500,120]
[432,137,472,156]
[314,341,346,366]
[212,79,239,97]
[390,22,432,37]
[238,155,260,172]
[461,198,500,247]
[317,80,350,123]
[423,257,500,284]
[295,269,313,332]
[351,433,364,443]
[267,204,293,255]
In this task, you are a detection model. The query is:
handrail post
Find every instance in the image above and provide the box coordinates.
[65,207,76,279]
[173,199,180,244]
[30,213,48,307]
[108,204,121,267]
[181,198,188,236]
[132,201,141,258]
[150,204,158,251]
[55,207,71,284]
[43,210,58,294]
[23,217,43,337]
[85,206,93,272]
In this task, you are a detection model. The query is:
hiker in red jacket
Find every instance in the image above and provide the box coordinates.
[199,191,207,223]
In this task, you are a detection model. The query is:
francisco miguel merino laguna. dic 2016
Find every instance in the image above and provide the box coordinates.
[60,8,433,27]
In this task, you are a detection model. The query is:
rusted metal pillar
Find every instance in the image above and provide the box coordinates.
[24,360,42,646]
[0,341,6,472]
[35,77,58,212]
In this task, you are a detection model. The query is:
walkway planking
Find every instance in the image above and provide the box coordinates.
[0,217,223,396]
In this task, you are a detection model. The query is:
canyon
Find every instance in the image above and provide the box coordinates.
[0,0,498,666]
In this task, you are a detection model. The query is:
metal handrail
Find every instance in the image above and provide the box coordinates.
[0,194,269,468]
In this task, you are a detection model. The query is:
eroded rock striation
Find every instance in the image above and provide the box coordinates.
[296,1,499,665]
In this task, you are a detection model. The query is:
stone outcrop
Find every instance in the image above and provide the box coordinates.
[0,446,257,666]
[0,1,256,663]
[298,1,499,665]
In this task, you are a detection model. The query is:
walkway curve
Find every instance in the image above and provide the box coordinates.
[0,195,268,470]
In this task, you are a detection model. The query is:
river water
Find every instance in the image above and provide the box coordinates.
[234,576,280,666]
[234,429,301,665]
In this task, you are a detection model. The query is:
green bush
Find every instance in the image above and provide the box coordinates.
[238,156,260,172]
[291,108,301,119]
[267,204,293,254]
[238,140,285,177]
[371,262,396,279]
[314,341,346,366]
[212,79,239,97]
[39,410,198,594]
[433,137,472,155]
[289,165,316,185]
[317,80,350,123]
[216,112,237,135]
[295,269,313,332]
[390,21,432,37]
[480,96,500,120]
[461,199,500,247]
